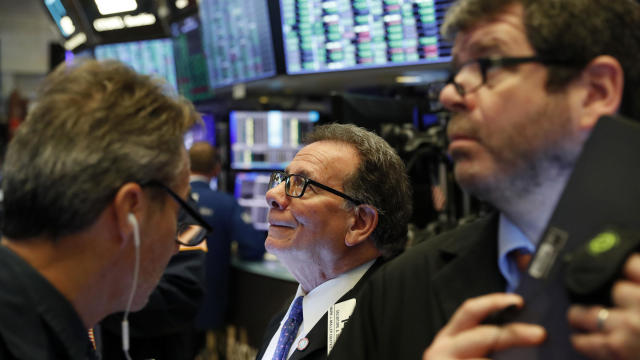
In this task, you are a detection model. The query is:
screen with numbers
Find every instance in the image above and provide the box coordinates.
[199,0,278,88]
[279,0,454,74]
[95,39,178,90]
[229,110,320,170]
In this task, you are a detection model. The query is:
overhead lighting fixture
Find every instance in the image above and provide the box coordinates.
[64,32,87,50]
[175,0,188,9]
[395,75,422,84]
[59,16,76,36]
[94,0,137,15]
[93,16,125,31]
[123,13,156,27]
[93,13,156,31]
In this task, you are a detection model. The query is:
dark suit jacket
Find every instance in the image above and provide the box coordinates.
[328,213,504,360]
[190,180,265,330]
[256,258,385,360]
[100,250,206,360]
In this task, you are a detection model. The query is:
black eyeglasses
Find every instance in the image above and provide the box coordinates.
[268,170,363,205]
[142,180,212,246]
[445,56,572,96]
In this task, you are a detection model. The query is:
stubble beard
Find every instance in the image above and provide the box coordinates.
[455,97,584,214]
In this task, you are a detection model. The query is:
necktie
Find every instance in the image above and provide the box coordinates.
[272,296,304,360]
[505,248,533,292]
[513,249,532,272]
[88,328,96,350]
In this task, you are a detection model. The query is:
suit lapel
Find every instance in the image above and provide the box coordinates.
[431,214,505,321]
[289,258,384,360]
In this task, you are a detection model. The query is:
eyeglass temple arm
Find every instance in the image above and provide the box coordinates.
[307,180,363,205]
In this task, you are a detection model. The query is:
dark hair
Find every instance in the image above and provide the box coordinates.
[304,124,412,258]
[2,59,199,239]
[189,141,219,174]
[442,0,640,119]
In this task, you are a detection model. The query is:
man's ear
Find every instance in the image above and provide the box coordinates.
[345,205,378,247]
[576,55,624,129]
[112,182,144,246]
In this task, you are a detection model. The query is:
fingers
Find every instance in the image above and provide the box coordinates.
[570,333,612,360]
[612,279,640,308]
[622,254,640,283]
[423,293,545,360]
[424,322,546,359]
[569,304,640,360]
[454,323,546,356]
[568,305,613,333]
[442,293,524,335]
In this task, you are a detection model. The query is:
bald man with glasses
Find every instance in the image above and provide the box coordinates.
[256,124,412,360]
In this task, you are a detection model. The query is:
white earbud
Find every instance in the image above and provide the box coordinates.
[127,213,139,249]
[123,212,141,360]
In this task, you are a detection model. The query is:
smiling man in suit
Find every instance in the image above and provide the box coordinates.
[256,123,412,360]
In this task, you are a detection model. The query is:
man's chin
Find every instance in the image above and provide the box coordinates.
[454,166,494,200]
[264,236,289,254]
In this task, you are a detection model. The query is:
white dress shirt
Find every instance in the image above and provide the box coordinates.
[260,259,375,360]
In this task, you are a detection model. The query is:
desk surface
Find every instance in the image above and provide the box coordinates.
[231,255,296,283]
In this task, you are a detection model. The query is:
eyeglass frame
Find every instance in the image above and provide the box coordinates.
[446,56,574,96]
[268,170,363,206]
[141,180,212,246]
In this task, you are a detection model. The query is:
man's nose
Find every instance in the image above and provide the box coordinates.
[439,82,470,113]
[265,182,289,209]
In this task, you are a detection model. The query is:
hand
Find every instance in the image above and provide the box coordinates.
[568,253,640,360]
[422,293,546,360]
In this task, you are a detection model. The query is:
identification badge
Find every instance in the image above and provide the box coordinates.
[327,298,356,354]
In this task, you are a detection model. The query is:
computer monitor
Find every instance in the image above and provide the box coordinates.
[184,113,216,150]
[229,110,320,170]
[94,39,178,91]
[171,15,215,102]
[198,0,279,88]
[279,0,454,74]
[234,171,271,231]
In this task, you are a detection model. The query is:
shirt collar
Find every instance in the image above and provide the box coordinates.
[294,259,375,335]
[497,214,535,292]
[189,174,210,183]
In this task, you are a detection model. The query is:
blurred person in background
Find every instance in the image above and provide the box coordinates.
[189,141,266,357]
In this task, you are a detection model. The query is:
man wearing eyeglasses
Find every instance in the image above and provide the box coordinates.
[0,59,211,359]
[329,0,640,359]
[256,123,412,360]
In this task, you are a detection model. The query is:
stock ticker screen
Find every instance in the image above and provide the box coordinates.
[171,16,215,102]
[229,110,320,170]
[94,39,178,91]
[280,0,454,74]
[199,0,278,88]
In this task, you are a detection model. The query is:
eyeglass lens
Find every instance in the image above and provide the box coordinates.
[268,172,306,197]
[175,194,209,246]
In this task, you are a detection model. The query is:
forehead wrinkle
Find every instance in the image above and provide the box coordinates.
[290,141,356,187]
[452,4,531,64]
[289,151,331,180]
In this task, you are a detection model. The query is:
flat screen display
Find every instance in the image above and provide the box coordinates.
[279,0,454,74]
[184,113,216,149]
[199,0,278,88]
[171,15,215,102]
[95,39,178,90]
[234,171,271,230]
[229,110,320,170]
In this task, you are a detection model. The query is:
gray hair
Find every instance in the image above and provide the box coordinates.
[304,123,412,258]
[2,59,199,239]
